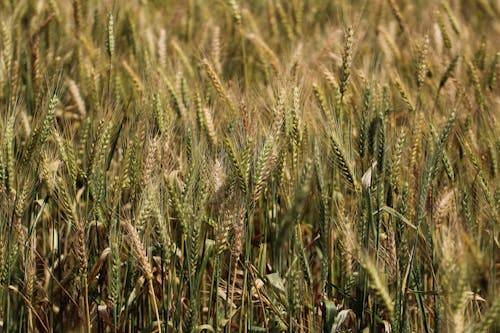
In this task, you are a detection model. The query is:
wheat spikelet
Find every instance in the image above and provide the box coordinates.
[291,86,300,142]
[361,254,394,317]
[322,66,338,91]
[215,209,231,255]
[68,79,87,116]
[313,83,331,123]
[18,111,31,138]
[89,122,111,200]
[436,10,452,50]
[228,0,242,27]
[379,27,401,62]
[275,1,293,41]
[339,26,353,101]
[451,264,469,333]
[48,0,61,23]
[141,138,159,188]
[202,58,236,113]
[21,126,40,170]
[394,78,414,112]
[4,115,15,191]
[253,136,278,202]
[271,90,286,136]
[224,135,248,194]
[0,241,18,288]
[247,33,281,72]
[39,96,58,149]
[487,141,498,178]
[230,204,245,310]
[153,93,166,134]
[407,111,424,220]
[109,227,121,307]
[409,111,424,172]
[188,216,200,280]
[54,133,77,191]
[487,52,499,91]
[157,29,167,68]
[78,116,91,171]
[166,176,187,232]
[415,112,456,224]
[195,92,204,131]
[9,58,19,108]
[212,158,226,198]
[196,93,217,146]
[56,177,87,283]
[122,11,137,54]
[331,128,359,191]
[0,240,4,286]
[288,86,300,170]
[123,221,153,280]
[442,149,455,182]
[390,129,406,192]
[122,60,144,92]
[106,13,115,59]
[72,0,82,35]
[123,219,161,324]
[203,107,218,147]
[136,191,156,230]
[433,187,455,224]
[152,196,173,259]
[169,39,194,78]
[377,112,386,176]
[441,1,460,35]
[39,152,57,196]
[437,111,456,149]
[163,75,184,117]
[387,0,406,32]
[1,22,12,76]
[438,54,459,91]
[0,148,5,191]
[367,115,381,162]
[30,34,42,103]
[180,74,189,109]
[474,41,487,70]
[292,0,303,36]
[267,0,279,37]
[438,224,460,293]
[83,61,100,113]
[382,222,397,283]
[75,217,87,279]
[128,123,144,196]
[358,85,371,160]
[414,36,430,91]
[339,216,357,281]
[13,183,30,261]
[211,26,222,73]
[463,142,496,217]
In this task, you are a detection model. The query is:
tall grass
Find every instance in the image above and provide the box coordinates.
[0,0,499,332]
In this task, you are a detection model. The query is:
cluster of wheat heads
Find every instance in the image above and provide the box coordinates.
[0,0,499,332]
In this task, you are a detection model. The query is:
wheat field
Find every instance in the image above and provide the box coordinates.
[0,0,499,332]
